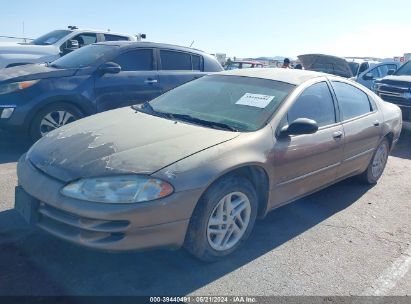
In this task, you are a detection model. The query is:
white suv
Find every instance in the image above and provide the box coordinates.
[0,27,137,69]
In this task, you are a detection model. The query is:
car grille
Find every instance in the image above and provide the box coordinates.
[37,202,129,244]
[378,90,411,107]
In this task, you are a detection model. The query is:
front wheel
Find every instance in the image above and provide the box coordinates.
[359,138,390,184]
[184,176,258,262]
[30,103,83,140]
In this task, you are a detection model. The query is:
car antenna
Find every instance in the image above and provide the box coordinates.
[189,40,195,48]
[68,25,78,30]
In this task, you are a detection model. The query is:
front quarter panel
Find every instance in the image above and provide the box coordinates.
[152,126,274,195]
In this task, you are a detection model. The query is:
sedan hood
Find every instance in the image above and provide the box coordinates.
[28,107,240,182]
[0,63,76,83]
[298,54,353,78]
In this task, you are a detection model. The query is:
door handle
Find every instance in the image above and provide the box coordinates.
[144,79,158,84]
[332,131,343,139]
[373,120,380,127]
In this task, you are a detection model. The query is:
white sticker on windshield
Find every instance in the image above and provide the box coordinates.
[235,93,275,108]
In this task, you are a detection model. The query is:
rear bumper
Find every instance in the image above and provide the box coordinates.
[16,154,202,251]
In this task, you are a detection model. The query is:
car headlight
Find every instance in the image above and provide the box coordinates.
[0,80,39,95]
[61,175,174,203]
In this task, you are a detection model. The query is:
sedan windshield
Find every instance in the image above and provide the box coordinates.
[50,44,117,69]
[30,30,71,45]
[147,75,295,132]
[395,61,411,76]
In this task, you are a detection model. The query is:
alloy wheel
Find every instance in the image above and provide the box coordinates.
[207,191,252,251]
[372,143,388,179]
[40,111,76,136]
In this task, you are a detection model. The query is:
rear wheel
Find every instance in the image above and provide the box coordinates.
[359,138,389,184]
[184,176,257,262]
[29,103,83,140]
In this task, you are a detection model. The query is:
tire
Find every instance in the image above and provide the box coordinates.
[29,103,83,141]
[184,176,258,262]
[359,138,390,184]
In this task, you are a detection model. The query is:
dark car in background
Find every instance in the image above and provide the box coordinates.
[0,42,223,139]
[374,60,411,123]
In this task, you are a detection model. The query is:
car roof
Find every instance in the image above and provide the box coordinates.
[216,68,328,85]
[94,41,211,55]
[64,28,134,37]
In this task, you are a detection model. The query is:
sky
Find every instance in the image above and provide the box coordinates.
[1,0,411,59]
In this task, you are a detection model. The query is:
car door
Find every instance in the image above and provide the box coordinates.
[330,81,383,178]
[94,48,161,112]
[377,64,399,78]
[359,64,399,89]
[270,81,344,207]
[158,49,207,93]
[358,66,380,89]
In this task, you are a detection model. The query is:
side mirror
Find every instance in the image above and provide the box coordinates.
[61,40,79,55]
[363,73,374,81]
[387,69,396,75]
[98,62,121,75]
[280,118,319,136]
[66,39,79,50]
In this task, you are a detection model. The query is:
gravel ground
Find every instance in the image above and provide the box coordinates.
[0,129,410,296]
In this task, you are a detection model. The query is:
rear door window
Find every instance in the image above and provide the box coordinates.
[192,55,202,71]
[160,50,202,71]
[160,50,192,70]
[113,49,153,71]
[104,34,130,41]
[331,81,372,120]
[287,82,336,127]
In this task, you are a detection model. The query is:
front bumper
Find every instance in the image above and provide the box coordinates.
[0,104,28,132]
[16,155,203,251]
[376,89,411,122]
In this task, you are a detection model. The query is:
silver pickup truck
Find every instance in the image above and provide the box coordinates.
[0,27,137,68]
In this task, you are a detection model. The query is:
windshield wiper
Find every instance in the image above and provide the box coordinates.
[165,113,239,132]
[132,103,239,132]
[132,102,169,119]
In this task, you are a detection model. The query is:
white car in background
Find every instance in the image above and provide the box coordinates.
[345,58,381,78]
[0,27,136,69]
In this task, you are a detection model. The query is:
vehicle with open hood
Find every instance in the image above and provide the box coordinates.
[298,54,354,78]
